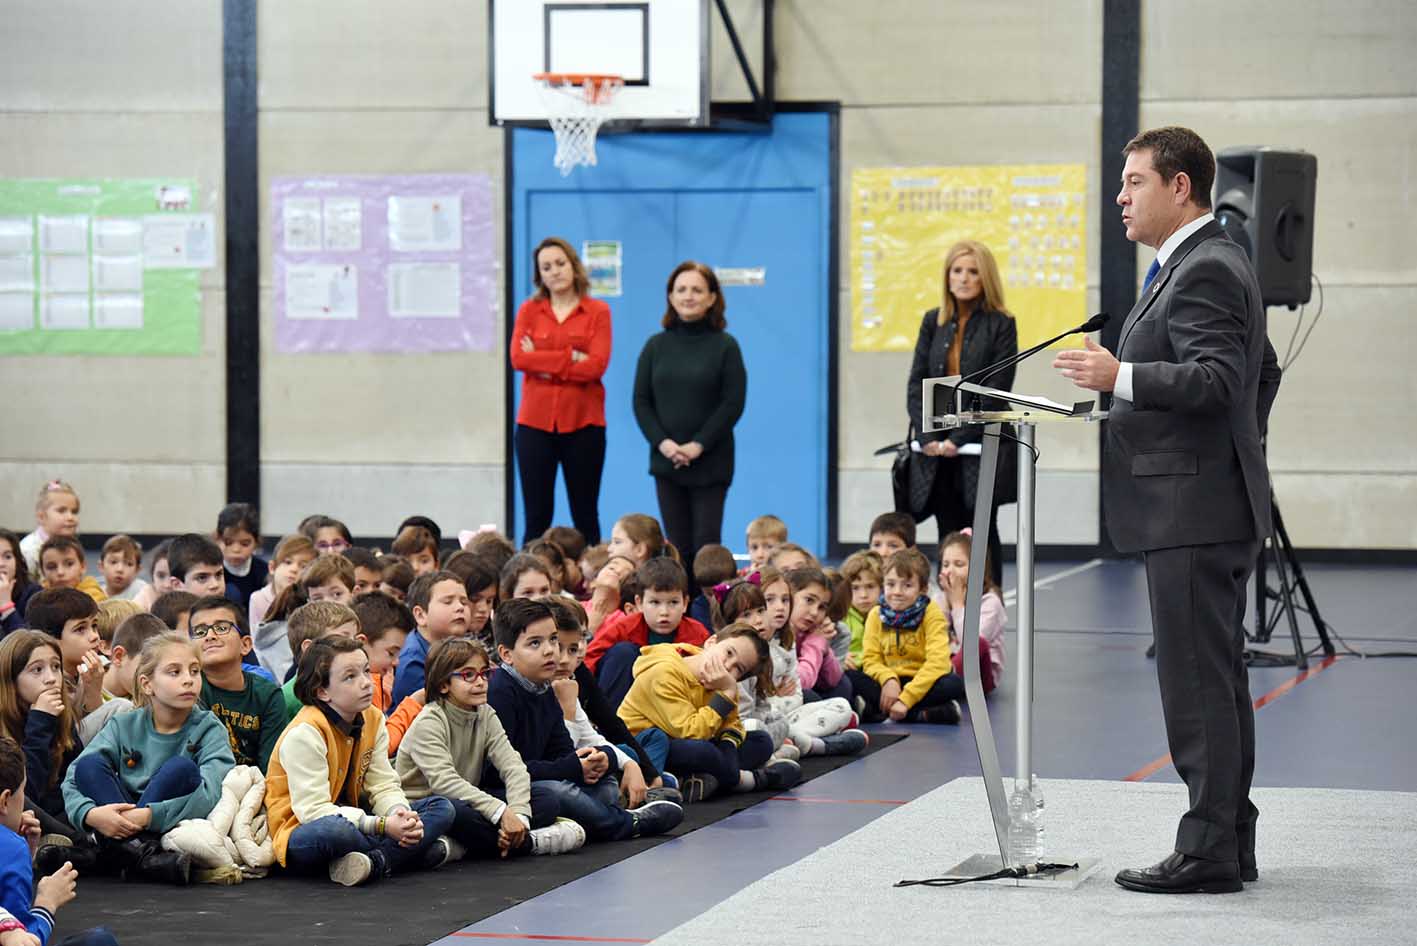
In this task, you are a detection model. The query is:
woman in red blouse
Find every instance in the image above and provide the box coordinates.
[510,237,613,545]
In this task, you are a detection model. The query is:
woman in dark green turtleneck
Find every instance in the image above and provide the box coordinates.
[632,262,747,574]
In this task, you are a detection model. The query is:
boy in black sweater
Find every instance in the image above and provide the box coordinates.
[486,599,682,843]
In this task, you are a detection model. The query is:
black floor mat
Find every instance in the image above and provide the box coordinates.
[58,733,906,946]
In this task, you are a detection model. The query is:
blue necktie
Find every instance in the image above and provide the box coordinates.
[1142,258,1161,292]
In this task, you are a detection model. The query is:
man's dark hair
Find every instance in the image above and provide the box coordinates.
[637,557,689,596]
[493,597,555,651]
[0,735,24,796]
[351,591,416,642]
[294,635,367,706]
[24,587,98,636]
[869,512,917,548]
[151,591,199,630]
[1123,125,1215,209]
[216,502,260,539]
[188,595,249,636]
[167,533,224,582]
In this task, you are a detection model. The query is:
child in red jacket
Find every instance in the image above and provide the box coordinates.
[585,559,708,709]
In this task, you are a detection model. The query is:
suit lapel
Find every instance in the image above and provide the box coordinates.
[1118,219,1224,354]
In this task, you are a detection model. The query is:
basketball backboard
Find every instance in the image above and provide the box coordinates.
[490,0,709,127]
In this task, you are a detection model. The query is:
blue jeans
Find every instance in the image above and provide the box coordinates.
[73,754,201,808]
[637,729,772,796]
[285,795,456,878]
[593,641,642,710]
[533,777,631,842]
[55,930,119,946]
[628,728,670,776]
[448,783,561,858]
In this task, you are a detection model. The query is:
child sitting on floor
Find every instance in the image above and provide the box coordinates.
[391,571,469,707]
[190,596,289,772]
[585,558,710,709]
[0,735,118,946]
[689,544,736,627]
[743,514,787,573]
[933,529,1006,695]
[216,503,268,610]
[838,551,883,672]
[279,601,361,716]
[847,548,961,725]
[487,599,683,844]
[0,631,97,875]
[20,480,81,577]
[868,512,914,559]
[0,529,41,636]
[61,632,236,885]
[248,534,315,632]
[101,613,167,702]
[396,637,584,860]
[617,625,801,803]
[99,535,147,604]
[23,590,111,735]
[264,636,456,886]
[38,538,104,604]
[253,554,355,680]
[351,593,414,714]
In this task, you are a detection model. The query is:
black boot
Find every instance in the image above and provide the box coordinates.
[106,836,192,885]
[34,842,100,877]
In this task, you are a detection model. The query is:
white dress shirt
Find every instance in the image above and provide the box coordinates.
[1113,211,1215,402]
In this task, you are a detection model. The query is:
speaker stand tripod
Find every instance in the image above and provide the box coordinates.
[1245,496,1335,669]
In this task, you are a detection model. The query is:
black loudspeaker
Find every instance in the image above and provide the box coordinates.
[1213,147,1317,309]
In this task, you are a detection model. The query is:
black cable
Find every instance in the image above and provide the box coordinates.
[993,430,1040,465]
[1282,273,1324,370]
[896,861,1080,888]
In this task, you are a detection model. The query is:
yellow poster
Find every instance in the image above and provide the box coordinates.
[851,164,1088,352]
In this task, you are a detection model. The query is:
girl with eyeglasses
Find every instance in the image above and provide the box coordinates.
[395,637,584,860]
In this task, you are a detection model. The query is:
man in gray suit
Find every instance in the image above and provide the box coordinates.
[1054,126,1281,894]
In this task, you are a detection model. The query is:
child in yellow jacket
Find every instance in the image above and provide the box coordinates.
[845,548,962,725]
[616,627,802,803]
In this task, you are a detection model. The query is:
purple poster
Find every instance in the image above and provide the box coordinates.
[272,174,494,353]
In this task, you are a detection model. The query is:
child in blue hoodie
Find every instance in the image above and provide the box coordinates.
[0,735,119,946]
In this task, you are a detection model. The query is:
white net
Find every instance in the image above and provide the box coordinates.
[534,75,623,176]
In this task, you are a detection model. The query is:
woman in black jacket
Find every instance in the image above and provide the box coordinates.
[906,240,1018,585]
[633,262,747,575]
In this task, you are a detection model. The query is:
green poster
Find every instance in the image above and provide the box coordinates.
[0,178,206,355]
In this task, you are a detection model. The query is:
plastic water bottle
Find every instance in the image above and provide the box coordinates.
[1030,773,1045,859]
[1007,778,1038,868]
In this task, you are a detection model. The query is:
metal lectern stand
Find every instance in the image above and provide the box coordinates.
[921,376,1105,889]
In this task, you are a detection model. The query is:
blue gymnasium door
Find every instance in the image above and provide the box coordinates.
[509,111,834,555]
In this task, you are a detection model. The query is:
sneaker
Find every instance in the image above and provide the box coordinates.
[644,785,683,805]
[680,772,720,803]
[422,835,463,869]
[753,758,802,792]
[530,818,586,856]
[659,771,679,790]
[852,695,867,717]
[771,743,801,763]
[329,851,375,887]
[820,728,869,755]
[630,799,684,838]
[917,700,962,725]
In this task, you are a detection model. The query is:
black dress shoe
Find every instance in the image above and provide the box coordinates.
[34,843,100,877]
[1115,852,1242,894]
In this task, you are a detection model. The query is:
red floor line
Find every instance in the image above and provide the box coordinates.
[766,795,907,805]
[1123,654,1342,782]
[450,934,650,943]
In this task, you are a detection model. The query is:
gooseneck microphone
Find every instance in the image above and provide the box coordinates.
[946,313,1111,417]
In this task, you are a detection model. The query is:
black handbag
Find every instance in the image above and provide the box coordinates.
[880,427,935,524]
[955,423,1019,509]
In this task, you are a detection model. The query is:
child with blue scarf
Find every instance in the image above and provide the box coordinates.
[845,548,962,725]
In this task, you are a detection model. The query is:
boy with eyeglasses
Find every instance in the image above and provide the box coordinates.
[191,595,290,771]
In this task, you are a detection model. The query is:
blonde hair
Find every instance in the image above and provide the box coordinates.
[271,533,315,569]
[746,515,787,543]
[132,632,201,708]
[34,480,79,513]
[938,240,1012,327]
[287,600,360,656]
[96,599,144,644]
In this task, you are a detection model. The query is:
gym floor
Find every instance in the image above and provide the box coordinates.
[430,558,1417,945]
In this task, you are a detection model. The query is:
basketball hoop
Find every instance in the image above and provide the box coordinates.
[533,73,624,176]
